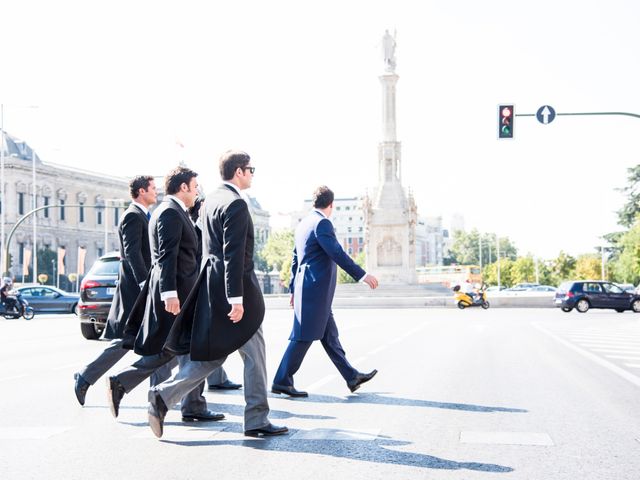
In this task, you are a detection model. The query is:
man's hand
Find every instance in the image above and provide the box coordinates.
[164,297,180,315]
[363,274,379,290]
[290,294,294,308]
[228,304,244,323]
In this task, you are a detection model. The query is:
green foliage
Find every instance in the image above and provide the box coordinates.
[611,221,640,284]
[616,165,640,228]
[574,254,602,280]
[448,229,517,266]
[511,256,536,284]
[259,230,294,286]
[37,246,57,284]
[550,251,576,283]
[338,251,366,284]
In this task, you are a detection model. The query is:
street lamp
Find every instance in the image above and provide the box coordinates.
[0,103,39,278]
[103,198,124,254]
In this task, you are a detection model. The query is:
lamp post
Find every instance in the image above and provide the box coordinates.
[103,198,123,255]
[0,104,39,278]
[1,104,5,276]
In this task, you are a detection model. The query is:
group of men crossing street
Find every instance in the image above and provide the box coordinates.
[73,150,379,438]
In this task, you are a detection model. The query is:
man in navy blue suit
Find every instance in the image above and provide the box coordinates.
[272,186,379,397]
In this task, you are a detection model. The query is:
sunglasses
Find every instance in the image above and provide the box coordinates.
[242,166,256,174]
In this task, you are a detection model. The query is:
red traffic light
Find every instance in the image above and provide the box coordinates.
[498,104,514,139]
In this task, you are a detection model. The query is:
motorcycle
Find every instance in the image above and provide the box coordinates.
[0,293,35,320]
[453,284,490,310]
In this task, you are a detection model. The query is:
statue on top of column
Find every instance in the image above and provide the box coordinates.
[382,29,397,73]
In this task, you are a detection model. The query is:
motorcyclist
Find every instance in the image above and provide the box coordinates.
[0,277,19,313]
[460,279,478,302]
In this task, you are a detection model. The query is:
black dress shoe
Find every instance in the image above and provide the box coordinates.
[148,391,168,438]
[271,383,308,398]
[107,376,126,418]
[73,372,90,406]
[347,369,378,393]
[208,379,242,390]
[244,423,289,437]
[182,410,225,422]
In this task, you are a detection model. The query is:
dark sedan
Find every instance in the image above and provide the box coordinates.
[555,280,640,313]
[17,285,79,314]
[78,251,120,340]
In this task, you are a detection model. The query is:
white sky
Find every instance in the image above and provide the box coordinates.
[2,0,639,259]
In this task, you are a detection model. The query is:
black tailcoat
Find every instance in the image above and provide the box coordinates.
[123,198,199,355]
[104,203,151,340]
[165,184,264,361]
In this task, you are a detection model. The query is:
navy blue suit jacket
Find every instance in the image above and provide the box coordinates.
[289,211,365,341]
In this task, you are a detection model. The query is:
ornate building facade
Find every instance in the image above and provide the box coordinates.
[1,132,129,282]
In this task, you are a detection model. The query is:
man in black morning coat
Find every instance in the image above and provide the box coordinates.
[107,166,223,423]
[147,150,287,438]
[73,175,158,406]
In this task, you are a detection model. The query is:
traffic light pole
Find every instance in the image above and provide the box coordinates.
[516,111,640,120]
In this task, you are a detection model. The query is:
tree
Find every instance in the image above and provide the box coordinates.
[611,221,640,284]
[37,246,57,285]
[448,229,518,266]
[574,254,602,280]
[616,165,640,228]
[511,256,536,284]
[338,251,366,284]
[259,230,294,285]
[550,251,576,283]
[482,258,515,287]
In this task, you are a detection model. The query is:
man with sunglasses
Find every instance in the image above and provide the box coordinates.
[150,150,287,438]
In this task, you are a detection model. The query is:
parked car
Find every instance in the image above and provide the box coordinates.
[531,285,557,292]
[555,280,640,313]
[78,251,120,340]
[16,285,79,314]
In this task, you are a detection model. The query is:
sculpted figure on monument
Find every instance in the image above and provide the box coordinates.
[382,29,396,72]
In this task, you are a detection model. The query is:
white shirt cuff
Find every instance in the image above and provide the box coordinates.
[358,272,367,283]
[227,296,243,304]
[160,290,178,301]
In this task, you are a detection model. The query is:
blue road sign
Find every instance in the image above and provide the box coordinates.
[536,105,556,124]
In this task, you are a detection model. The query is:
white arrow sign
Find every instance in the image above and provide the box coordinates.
[536,105,556,125]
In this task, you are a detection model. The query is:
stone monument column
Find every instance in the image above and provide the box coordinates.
[364,31,417,284]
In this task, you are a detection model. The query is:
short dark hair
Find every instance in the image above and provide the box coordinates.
[219,150,251,181]
[312,185,334,209]
[129,175,154,199]
[164,166,198,195]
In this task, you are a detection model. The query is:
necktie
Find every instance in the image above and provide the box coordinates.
[146,212,151,220]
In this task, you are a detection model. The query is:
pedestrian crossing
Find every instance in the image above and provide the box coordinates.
[533,320,640,386]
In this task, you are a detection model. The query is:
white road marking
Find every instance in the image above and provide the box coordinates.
[533,324,640,388]
[0,426,72,439]
[625,364,640,368]
[304,374,338,392]
[0,374,28,382]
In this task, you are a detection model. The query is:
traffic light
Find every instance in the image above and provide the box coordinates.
[498,104,514,139]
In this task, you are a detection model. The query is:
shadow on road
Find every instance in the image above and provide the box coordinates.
[280,392,527,413]
[162,424,513,473]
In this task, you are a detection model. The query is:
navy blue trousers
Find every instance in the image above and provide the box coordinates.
[273,314,358,387]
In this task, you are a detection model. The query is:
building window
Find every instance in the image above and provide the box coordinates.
[97,209,103,225]
[79,204,85,223]
[18,243,24,264]
[114,208,119,226]
[359,237,363,244]
[347,227,352,233]
[59,199,65,220]
[97,247,103,258]
[43,196,50,218]
[18,193,25,215]
[348,247,353,255]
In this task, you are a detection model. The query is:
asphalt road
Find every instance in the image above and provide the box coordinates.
[1,308,639,480]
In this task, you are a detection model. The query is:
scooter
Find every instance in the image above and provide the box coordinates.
[0,293,35,320]
[453,285,490,310]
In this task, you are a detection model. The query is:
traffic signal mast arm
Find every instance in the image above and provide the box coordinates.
[515,111,640,119]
